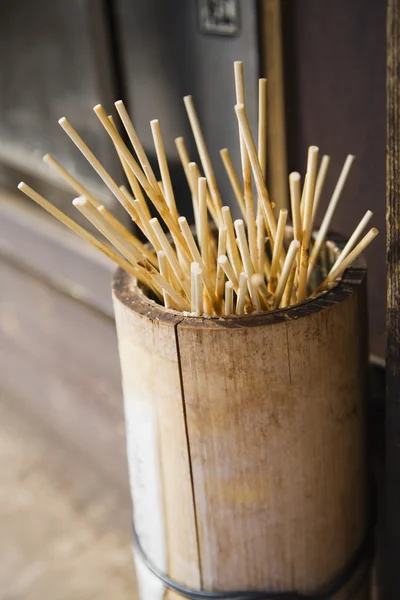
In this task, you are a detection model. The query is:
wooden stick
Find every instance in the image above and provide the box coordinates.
[297,146,319,302]
[188,162,201,241]
[92,106,190,259]
[150,119,179,219]
[74,198,189,310]
[258,78,268,179]
[281,261,297,308]
[316,228,378,293]
[246,196,258,272]
[236,272,248,315]
[330,210,374,273]
[234,61,251,193]
[58,116,141,222]
[114,100,159,192]
[308,154,356,281]
[184,95,222,215]
[218,256,239,292]
[191,262,200,315]
[108,115,148,210]
[256,213,266,276]
[251,274,271,311]
[222,206,243,279]
[234,62,257,268]
[247,274,262,310]
[217,224,228,260]
[215,225,228,302]
[158,250,172,309]
[72,196,148,271]
[234,104,277,242]
[175,141,214,260]
[273,240,301,309]
[97,204,158,267]
[299,173,307,224]
[71,196,173,306]
[17,182,154,292]
[224,281,234,316]
[42,153,101,208]
[312,155,331,222]
[149,217,191,299]
[289,172,302,242]
[176,139,216,270]
[177,145,216,241]
[215,261,226,305]
[178,216,216,304]
[219,148,247,220]
[93,106,156,202]
[119,185,141,224]
[189,161,219,229]
[235,219,260,308]
[178,216,203,266]
[268,208,288,292]
[194,264,203,315]
[140,166,192,266]
[288,171,301,302]
[158,180,165,196]
[198,177,209,270]
[132,197,162,253]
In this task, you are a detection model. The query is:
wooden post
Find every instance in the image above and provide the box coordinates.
[113,250,369,599]
[386,0,400,597]
[259,0,288,211]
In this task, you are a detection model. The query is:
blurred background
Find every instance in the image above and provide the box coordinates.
[0,1,384,598]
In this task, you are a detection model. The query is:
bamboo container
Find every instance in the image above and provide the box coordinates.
[112,236,369,600]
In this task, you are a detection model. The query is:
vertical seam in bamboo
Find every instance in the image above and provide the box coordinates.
[173,319,203,589]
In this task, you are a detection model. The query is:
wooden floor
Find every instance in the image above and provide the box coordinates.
[0,386,137,599]
[0,196,138,599]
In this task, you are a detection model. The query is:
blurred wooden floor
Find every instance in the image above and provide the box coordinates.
[0,387,136,599]
[0,195,137,599]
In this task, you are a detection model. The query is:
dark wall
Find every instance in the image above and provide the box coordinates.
[282,0,386,357]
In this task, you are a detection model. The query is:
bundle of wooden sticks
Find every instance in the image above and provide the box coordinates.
[18,61,377,316]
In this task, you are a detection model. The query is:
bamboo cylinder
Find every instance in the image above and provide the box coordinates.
[112,241,369,600]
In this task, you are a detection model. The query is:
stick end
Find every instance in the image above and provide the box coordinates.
[72,196,86,208]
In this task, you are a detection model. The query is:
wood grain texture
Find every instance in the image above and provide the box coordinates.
[113,272,201,600]
[386,0,400,596]
[177,280,368,595]
[113,246,369,597]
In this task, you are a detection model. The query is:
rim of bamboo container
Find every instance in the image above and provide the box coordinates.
[112,232,367,330]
